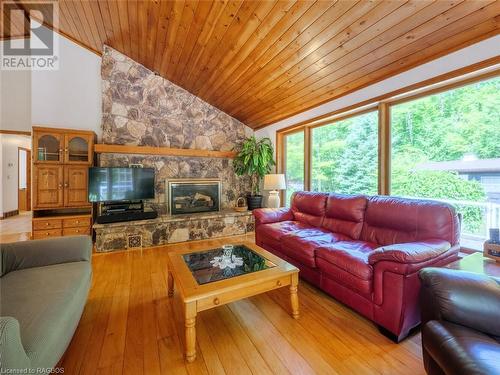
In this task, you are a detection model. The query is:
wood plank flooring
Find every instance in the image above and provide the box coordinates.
[57,235,425,375]
[0,211,31,243]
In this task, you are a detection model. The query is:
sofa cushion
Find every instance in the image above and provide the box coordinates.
[0,262,91,369]
[256,220,313,249]
[360,196,460,246]
[291,191,328,227]
[317,241,378,279]
[253,208,294,225]
[280,230,351,268]
[316,241,378,295]
[322,193,367,239]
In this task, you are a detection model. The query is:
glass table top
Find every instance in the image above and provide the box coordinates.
[183,244,276,285]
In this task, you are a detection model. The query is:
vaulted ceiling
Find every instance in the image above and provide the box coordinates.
[1,1,29,39]
[3,0,500,128]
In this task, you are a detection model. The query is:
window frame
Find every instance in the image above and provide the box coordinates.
[278,104,381,197]
[278,66,500,194]
[309,108,380,195]
[382,67,500,195]
[277,127,307,206]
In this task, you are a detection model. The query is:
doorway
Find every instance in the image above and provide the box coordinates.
[18,147,31,212]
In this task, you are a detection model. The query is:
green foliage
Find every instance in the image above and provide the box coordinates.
[311,111,378,195]
[390,77,499,234]
[392,169,486,233]
[234,136,275,195]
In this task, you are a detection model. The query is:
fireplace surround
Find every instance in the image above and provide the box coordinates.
[93,178,255,252]
[167,179,221,215]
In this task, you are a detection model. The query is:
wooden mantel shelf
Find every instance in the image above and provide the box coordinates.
[94,144,237,159]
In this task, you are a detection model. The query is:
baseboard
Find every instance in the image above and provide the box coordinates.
[0,210,19,219]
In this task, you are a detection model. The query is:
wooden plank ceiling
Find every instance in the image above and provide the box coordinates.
[1,1,30,39]
[4,0,500,128]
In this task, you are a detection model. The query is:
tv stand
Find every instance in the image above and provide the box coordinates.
[96,201,158,224]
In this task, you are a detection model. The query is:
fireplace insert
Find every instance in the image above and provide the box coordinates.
[167,179,221,215]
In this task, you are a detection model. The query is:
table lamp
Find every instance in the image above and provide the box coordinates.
[264,174,286,208]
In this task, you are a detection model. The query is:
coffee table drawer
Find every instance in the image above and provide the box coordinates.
[196,275,292,312]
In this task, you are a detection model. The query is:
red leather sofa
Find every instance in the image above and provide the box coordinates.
[254,192,461,341]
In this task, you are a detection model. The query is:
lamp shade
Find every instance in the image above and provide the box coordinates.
[264,174,286,190]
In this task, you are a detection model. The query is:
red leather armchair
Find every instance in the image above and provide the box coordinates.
[254,192,460,341]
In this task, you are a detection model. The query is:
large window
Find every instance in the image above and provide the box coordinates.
[278,71,500,250]
[283,130,304,206]
[391,76,500,249]
[311,111,378,195]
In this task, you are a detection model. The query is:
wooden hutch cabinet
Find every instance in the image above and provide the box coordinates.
[32,126,96,239]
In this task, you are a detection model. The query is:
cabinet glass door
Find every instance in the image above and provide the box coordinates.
[36,134,61,162]
[66,135,91,163]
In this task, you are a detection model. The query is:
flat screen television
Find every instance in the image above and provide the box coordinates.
[88,167,155,202]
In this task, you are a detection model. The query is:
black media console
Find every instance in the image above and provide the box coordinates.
[96,200,158,224]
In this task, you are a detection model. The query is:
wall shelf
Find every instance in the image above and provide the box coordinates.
[94,144,237,159]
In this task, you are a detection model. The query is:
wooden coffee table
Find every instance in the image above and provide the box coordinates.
[445,251,500,277]
[166,242,299,362]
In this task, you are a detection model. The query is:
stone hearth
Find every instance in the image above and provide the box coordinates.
[93,209,254,252]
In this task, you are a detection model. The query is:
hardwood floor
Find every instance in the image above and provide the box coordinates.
[0,210,32,243]
[59,234,425,375]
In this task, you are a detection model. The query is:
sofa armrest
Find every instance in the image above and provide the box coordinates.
[419,268,500,337]
[1,235,92,275]
[253,208,293,226]
[368,239,451,265]
[0,317,30,371]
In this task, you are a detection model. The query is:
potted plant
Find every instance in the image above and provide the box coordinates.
[234,136,275,210]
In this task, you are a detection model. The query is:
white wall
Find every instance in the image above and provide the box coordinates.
[1,28,102,136]
[0,40,32,132]
[255,35,500,150]
[0,38,32,215]
[1,30,100,214]
[31,26,102,136]
[0,134,31,215]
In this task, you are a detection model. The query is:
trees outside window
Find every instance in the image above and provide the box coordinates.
[311,111,378,195]
[391,76,500,248]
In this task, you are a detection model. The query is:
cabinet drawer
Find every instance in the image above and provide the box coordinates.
[33,229,62,239]
[63,217,91,228]
[33,219,62,230]
[63,227,90,236]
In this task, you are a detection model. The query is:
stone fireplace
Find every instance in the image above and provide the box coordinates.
[100,46,253,215]
[94,46,255,252]
[167,179,221,215]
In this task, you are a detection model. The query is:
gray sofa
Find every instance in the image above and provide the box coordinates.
[0,236,92,372]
